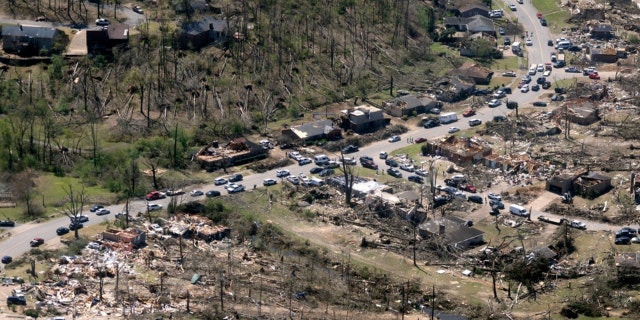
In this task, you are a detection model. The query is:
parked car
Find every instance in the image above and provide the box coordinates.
[414,137,427,143]
[525,38,533,46]
[399,163,415,172]
[166,189,185,196]
[414,169,428,176]
[190,190,204,197]
[463,109,476,117]
[0,220,15,227]
[448,127,460,133]
[508,4,517,10]
[487,99,501,107]
[132,5,144,14]
[229,174,243,182]
[145,191,166,201]
[96,208,110,216]
[467,195,483,204]
[547,39,554,46]
[206,190,221,197]
[147,204,163,211]
[615,237,631,245]
[522,75,531,83]
[531,84,540,91]
[520,84,529,93]
[542,81,552,89]
[536,76,546,84]
[30,238,44,247]
[487,193,502,201]
[468,119,482,126]
[388,135,401,142]
[362,161,378,170]
[589,73,601,80]
[56,227,70,235]
[424,120,438,128]
[565,67,580,73]
[89,205,104,212]
[310,167,324,174]
[385,159,398,167]
[379,151,388,159]
[533,101,548,107]
[493,115,507,122]
[502,71,517,77]
[462,184,477,193]
[274,170,289,178]
[429,108,441,114]
[72,215,89,223]
[407,175,424,184]
[387,168,402,178]
[551,94,564,101]
[287,176,300,185]
[226,184,245,193]
[319,169,334,177]
[214,177,228,185]
[489,199,505,209]
[96,18,109,25]
[263,178,277,186]
[69,222,84,231]
[341,145,359,153]
[499,27,505,35]
[506,101,518,109]
[298,158,312,165]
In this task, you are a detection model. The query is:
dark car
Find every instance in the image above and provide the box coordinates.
[205,190,221,197]
[341,145,359,154]
[551,94,564,101]
[542,81,551,89]
[502,87,512,94]
[536,77,547,84]
[547,39,553,46]
[615,237,631,245]
[423,120,438,128]
[7,296,26,305]
[407,175,424,184]
[30,238,44,247]
[1,256,12,264]
[385,159,398,167]
[445,179,458,188]
[69,223,84,231]
[0,220,15,227]
[89,205,104,212]
[567,46,581,52]
[319,169,334,177]
[359,156,374,163]
[490,207,501,216]
[489,199,505,209]
[229,174,243,182]
[493,115,507,122]
[533,101,548,107]
[387,168,402,178]
[467,195,483,204]
[531,84,540,91]
[362,161,378,170]
[310,167,324,174]
[56,227,70,235]
[506,101,518,110]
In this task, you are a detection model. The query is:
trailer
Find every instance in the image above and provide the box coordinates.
[439,112,458,124]
[557,53,565,63]
[537,215,564,225]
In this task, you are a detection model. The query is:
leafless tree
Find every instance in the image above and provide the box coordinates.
[12,170,41,218]
[340,151,357,205]
[61,184,86,239]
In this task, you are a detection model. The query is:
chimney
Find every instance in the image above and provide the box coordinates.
[438,224,445,235]
[209,23,214,30]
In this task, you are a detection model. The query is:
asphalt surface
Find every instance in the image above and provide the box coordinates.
[0,3,145,29]
[0,3,623,261]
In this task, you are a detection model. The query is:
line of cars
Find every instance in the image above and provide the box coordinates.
[614,227,640,245]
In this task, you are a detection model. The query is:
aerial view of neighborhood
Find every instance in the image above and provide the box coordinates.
[0,0,640,318]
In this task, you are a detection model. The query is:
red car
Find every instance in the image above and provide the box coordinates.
[517,81,525,88]
[415,137,428,143]
[463,185,477,193]
[536,12,542,19]
[589,73,600,80]
[145,191,166,201]
[462,109,476,117]
[30,238,44,247]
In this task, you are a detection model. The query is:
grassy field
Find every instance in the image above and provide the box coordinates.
[532,0,573,33]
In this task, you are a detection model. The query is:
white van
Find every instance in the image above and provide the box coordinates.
[313,154,329,165]
[555,40,572,50]
[509,204,529,217]
[529,64,537,75]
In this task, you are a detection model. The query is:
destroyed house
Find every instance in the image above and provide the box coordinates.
[419,217,484,250]
[167,215,231,242]
[384,95,441,118]
[443,16,495,36]
[196,138,267,170]
[423,136,492,164]
[101,228,146,249]
[546,169,611,198]
[281,119,342,143]
[483,153,541,173]
[456,62,494,85]
[2,25,59,56]
[590,24,613,39]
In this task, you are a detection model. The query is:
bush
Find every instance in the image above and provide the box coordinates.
[24,309,39,318]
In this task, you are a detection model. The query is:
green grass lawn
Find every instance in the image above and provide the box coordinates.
[492,55,520,71]
[532,0,573,33]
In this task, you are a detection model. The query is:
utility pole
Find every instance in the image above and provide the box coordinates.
[431,285,435,320]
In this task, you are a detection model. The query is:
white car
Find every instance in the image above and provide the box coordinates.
[487,193,502,201]
[468,119,482,126]
[263,178,277,186]
[448,127,460,133]
[520,84,529,93]
[537,64,544,72]
[487,99,501,107]
[508,4,517,10]
[414,169,428,176]
[276,169,290,178]
[388,135,401,142]
[148,204,163,211]
[379,151,388,159]
[525,38,533,46]
[190,190,204,197]
[214,177,228,185]
[96,18,109,26]
[287,176,300,185]
[149,224,163,233]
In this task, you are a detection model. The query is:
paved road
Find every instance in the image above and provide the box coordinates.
[0,3,145,28]
[0,3,620,260]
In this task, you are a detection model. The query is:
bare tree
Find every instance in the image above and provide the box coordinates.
[340,151,357,205]
[61,184,86,239]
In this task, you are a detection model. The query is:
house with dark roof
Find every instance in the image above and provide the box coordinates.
[86,24,129,53]
[459,3,490,18]
[340,105,389,133]
[419,216,484,250]
[282,119,342,143]
[590,24,613,39]
[383,94,441,117]
[2,25,60,56]
[179,17,228,49]
[444,15,495,36]
[590,47,618,63]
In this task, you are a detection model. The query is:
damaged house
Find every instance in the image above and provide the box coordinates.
[554,99,601,125]
[435,76,475,102]
[419,216,484,250]
[340,105,389,133]
[281,119,342,143]
[422,136,492,164]
[101,228,146,249]
[196,138,267,170]
[455,62,494,85]
[546,169,611,198]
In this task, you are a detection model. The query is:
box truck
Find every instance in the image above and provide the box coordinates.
[439,112,457,124]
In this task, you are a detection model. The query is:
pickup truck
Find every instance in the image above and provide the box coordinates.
[29,238,44,247]
[145,191,166,201]
[567,220,587,230]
